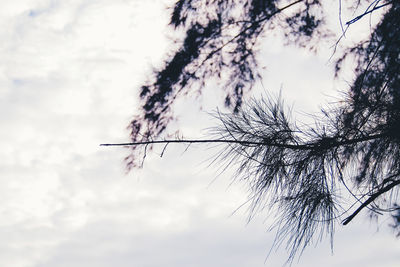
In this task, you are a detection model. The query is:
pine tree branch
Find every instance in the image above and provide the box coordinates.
[101,138,306,150]
[345,1,393,25]
[197,0,304,68]
[342,178,400,225]
[101,132,386,150]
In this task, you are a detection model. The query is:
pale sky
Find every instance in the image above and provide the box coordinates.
[0,0,399,266]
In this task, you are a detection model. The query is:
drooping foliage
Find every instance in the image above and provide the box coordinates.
[122,0,399,263]
[127,0,328,168]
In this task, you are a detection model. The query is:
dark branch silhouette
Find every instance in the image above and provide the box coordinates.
[343,178,400,225]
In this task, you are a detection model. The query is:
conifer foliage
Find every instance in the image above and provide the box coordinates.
[108,0,400,262]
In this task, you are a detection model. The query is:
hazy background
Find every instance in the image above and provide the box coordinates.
[0,0,399,266]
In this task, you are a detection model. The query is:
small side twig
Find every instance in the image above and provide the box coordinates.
[141,144,149,168]
[160,143,169,157]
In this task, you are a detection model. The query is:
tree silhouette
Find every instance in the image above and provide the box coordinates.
[104,0,399,263]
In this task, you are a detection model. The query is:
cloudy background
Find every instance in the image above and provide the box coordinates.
[0,0,399,266]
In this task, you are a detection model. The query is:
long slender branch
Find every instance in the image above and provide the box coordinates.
[342,178,400,225]
[101,138,306,150]
[101,132,386,150]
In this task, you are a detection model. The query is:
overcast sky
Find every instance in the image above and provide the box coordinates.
[0,0,399,266]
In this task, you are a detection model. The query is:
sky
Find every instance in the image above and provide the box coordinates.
[0,0,399,266]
